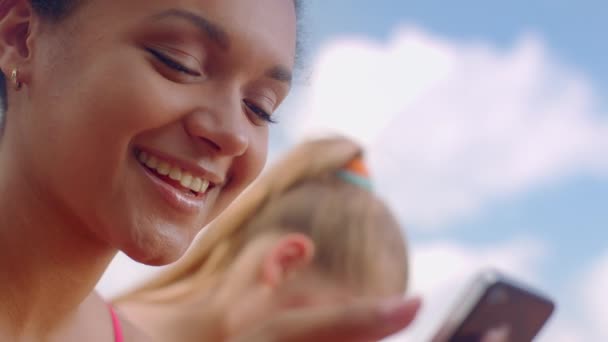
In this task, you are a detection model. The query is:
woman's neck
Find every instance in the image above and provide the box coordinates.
[0,152,116,338]
[116,277,226,342]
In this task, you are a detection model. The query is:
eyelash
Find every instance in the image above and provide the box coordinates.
[146,47,202,77]
[146,47,276,125]
[244,100,277,124]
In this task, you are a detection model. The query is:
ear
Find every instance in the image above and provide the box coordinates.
[0,0,35,84]
[261,233,315,288]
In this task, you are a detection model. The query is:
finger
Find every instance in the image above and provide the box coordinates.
[234,296,422,342]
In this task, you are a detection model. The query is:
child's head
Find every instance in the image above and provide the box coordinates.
[115,136,409,333]
[229,163,406,291]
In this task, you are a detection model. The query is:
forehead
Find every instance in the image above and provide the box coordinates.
[71,0,297,67]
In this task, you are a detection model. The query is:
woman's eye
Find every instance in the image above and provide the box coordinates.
[145,47,202,77]
[243,100,277,125]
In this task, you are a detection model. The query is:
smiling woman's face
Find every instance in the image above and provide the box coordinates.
[7,0,297,265]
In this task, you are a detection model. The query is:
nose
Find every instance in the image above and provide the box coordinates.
[183,90,249,158]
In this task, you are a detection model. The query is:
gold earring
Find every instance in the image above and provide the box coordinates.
[10,68,22,90]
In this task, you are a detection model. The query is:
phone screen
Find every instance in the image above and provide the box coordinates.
[448,281,555,342]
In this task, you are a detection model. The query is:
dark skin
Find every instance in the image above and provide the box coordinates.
[0,0,419,340]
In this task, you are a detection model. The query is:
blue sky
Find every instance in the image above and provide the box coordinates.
[304,0,607,246]
[300,1,608,340]
[306,0,608,96]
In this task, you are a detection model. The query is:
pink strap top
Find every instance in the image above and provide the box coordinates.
[108,306,124,342]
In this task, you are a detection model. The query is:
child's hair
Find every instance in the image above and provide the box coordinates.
[114,136,408,303]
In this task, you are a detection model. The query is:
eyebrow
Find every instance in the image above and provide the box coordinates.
[152,8,231,50]
[152,8,293,86]
[266,65,293,85]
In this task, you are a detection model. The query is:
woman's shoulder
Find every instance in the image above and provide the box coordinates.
[117,314,155,342]
[86,292,153,342]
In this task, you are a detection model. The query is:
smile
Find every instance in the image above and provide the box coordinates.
[136,150,215,197]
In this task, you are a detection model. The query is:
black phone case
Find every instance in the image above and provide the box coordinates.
[447,280,555,342]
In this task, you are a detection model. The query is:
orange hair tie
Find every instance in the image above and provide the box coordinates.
[336,155,372,190]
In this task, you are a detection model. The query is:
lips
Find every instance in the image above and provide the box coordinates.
[136,150,214,197]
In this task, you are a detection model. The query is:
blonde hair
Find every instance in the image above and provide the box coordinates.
[114,136,408,303]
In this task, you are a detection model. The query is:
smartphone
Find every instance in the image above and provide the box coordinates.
[430,269,555,342]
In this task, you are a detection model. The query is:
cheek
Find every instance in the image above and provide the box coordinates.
[208,126,268,220]
[238,128,268,189]
[44,59,176,181]
[20,46,191,237]
[73,55,191,135]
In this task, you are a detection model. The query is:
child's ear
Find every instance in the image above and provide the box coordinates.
[261,233,315,288]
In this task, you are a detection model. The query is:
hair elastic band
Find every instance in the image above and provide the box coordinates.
[336,156,373,191]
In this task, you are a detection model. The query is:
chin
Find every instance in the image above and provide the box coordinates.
[119,224,193,266]
[124,242,189,266]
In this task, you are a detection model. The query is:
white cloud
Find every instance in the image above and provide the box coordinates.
[532,250,608,342]
[287,28,608,229]
[580,251,608,340]
[380,243,608,342]
[384,238,550,341]
[535,319,588,342]
[289,31,455,146]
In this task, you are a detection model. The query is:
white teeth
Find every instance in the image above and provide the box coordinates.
[137,150,213,194]
[199,180,210,193]
[157,161,171,176]
[169,167,182,181]
[190,177,202,192]
[180,172,193,188]
[146,156,159,169]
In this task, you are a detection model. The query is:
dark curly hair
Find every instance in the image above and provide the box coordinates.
[30,0,83,20]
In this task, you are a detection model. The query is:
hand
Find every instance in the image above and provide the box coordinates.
[228,297,422,342]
